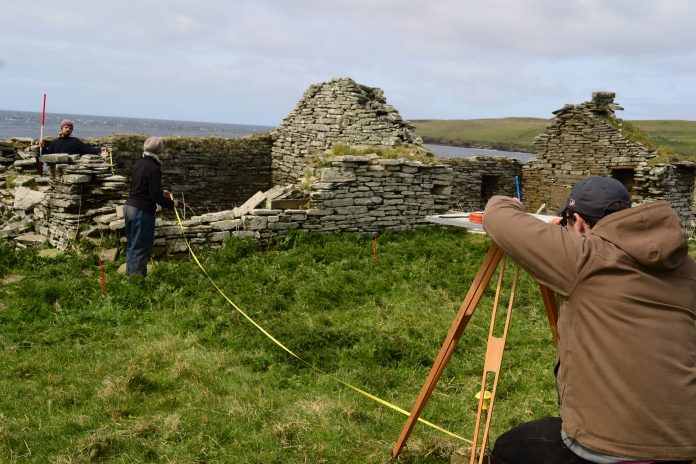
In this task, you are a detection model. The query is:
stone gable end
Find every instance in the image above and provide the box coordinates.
[271,77,421,185]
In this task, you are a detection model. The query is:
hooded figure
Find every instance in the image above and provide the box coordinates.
[483,177,696,463]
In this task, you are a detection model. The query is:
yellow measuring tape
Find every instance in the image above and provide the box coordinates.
[172,203,472,445]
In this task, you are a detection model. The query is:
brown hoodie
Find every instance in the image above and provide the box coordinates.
[483,197,696,460]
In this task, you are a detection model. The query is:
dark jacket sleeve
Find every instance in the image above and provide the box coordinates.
[483,195,589,296]
[76,140,101,155]
[147,168,175,209]
[44,137,100,155]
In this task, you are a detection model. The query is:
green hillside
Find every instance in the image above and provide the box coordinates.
[411,118,552,152]
[630,120,696,158]
[412,118,696,159]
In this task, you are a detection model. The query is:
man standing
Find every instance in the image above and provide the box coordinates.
[124,136,178,277]
[40,119,105,155]
[482,176,696,463]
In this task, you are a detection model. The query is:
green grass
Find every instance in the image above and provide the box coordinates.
[411,118,552,152]
[630,120,696,160]
[412,118,696,161]
[326,143,437,163]
[6,232,693,463]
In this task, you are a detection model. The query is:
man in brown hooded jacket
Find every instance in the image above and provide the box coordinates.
[483,176,696,464]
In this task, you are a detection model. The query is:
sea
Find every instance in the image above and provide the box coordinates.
[0,109,535,162]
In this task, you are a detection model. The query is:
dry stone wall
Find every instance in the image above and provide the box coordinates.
[525,92,655,212]
[3,83,695,254]
[94,134,274,213]
[272,78,421,185]
[524,92,655,210]
[104,154,456,255]
[35,153,128,249]
[443,157,523,211]
[523,91,696,227]
[0,138,519,253]
[633,162,696,228]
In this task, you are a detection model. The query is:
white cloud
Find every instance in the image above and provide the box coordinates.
[1,0,695,124]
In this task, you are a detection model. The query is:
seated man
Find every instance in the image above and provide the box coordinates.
[483,176,696,464]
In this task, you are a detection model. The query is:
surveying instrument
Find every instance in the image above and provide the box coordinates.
[391,212,560,463]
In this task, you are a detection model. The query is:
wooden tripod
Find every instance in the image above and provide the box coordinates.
[391,242,559,460]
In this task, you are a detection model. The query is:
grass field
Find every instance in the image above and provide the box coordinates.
[411,118,550,153]
[1,230,562,463]
[630,120,696,158]
[2,231,694,463]
[412,118,696,158]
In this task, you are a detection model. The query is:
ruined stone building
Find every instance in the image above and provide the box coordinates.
[0,77,521,251]
[9,82,696,253]
[524,92,696,228]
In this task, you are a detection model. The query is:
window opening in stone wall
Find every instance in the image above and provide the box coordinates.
[432,185,448,195]
[611,169,635,194]
[481,175,500,208]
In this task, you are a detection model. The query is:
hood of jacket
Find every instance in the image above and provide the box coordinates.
[590,200,688,270]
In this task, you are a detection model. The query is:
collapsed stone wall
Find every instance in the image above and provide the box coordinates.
[634,162,696,228]
[524,92,656,213]
[523,91,696,227]
[35,154,128,249]
[272,78,421,185]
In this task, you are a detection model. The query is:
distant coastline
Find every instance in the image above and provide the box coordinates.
[419,136,533,154]
[0,109,273,139]
[1,109,535,161]
[424,144,535,162]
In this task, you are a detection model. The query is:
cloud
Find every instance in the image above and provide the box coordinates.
[1,0,696,124]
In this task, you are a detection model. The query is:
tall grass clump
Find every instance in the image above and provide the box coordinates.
[1,230,564,462]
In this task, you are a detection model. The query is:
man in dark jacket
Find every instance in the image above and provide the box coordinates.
[124,136,178,277]
[40,119,104,155]
[483,176,696,464]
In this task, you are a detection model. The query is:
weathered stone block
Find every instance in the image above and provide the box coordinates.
[13,187,45,211]
[61,174,92,184]
[210,231,230,242]
[211,219,242,231]
[268,221,299,231]
[166,239,189,254]
[40,154,71,164]
[320,167,356,183]
[243,215,268,230]
[109,219,125,230]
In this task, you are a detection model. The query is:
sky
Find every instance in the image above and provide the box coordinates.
[2,0,696,126]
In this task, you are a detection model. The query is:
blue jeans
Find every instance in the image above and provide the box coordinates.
[124,205,155,277]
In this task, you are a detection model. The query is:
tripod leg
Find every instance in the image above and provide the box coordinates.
[539,284,559,347]
[471,263,518,464]
[391,243,504,460]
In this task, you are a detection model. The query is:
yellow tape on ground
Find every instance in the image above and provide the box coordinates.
[172,204,472,445]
